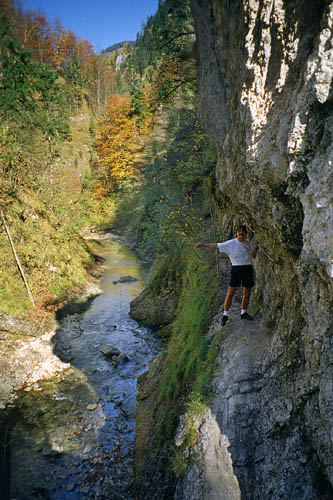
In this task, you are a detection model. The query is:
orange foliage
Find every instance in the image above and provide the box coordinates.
[95,94,141,190]
[1,0,96,75]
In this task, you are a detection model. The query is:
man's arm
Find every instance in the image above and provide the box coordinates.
[196,242,218,249]
[252,240,259,258]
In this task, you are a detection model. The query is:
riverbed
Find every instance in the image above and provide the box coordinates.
[8,236,160,499]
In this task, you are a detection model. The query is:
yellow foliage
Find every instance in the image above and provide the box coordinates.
[95,94,141,190]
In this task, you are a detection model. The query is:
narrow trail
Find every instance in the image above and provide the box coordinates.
[9,235,160,500]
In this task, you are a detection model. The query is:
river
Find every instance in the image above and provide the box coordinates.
[9,236,160,500]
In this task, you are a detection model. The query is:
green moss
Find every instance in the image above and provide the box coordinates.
[153,247,219,447]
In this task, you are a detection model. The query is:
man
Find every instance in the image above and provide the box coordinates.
[196,224,259,326]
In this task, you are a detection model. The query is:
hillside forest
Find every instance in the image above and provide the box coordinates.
[0,0,220,478]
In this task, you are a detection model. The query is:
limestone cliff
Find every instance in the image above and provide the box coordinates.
[173,1,333,499]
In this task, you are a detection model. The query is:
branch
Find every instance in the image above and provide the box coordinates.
[1,211,35,307]
[151,79,194,103]
[157,31,195,50]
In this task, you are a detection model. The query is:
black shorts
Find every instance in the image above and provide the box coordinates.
[230,265,255,288]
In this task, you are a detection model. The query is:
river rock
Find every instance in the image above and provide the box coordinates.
[87,402,98,411]
[114,275,138,284]
[0,312,45,337]
[117,352,130,364]
[118,275,138,283]
[42,444,63,456]
[100,345,121,357]
[111,357,118,368]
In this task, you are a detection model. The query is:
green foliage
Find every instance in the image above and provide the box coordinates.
[0,8,125,320]
[128,0,192,73]
[152,246,219,449]
[0,171,111,318]
[0,16,70,136]
[147,251,183,295]
[63,51,83,108]
[89,118,96,136]
[129,83,151,127]
[112,107,216,259]
[124,0,195,103]
[0,16,37,114]
[170,448,187,477]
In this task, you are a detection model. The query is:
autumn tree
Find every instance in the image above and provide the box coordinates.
[95,94,141,191]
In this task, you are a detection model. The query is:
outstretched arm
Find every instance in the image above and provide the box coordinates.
[196,242,218,249]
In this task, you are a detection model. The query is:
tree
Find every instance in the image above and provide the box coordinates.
[124,0,195,104]
[0,15,37,114]
[129,83,153,133]
[95,94,141,191]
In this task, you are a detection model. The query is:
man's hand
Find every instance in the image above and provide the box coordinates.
[252,240,259,258]
[196,242,218,249]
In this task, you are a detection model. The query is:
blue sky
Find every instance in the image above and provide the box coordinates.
[22,0,159,53]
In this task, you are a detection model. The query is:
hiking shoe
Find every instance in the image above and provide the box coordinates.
[241,312,254,321]
[221,315,229,326]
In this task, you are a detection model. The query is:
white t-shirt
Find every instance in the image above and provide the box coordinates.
[217,238,253,266]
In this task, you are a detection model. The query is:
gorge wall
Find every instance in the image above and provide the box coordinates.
[172,1,333,499]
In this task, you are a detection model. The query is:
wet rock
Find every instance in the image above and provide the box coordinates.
[113,275,138,284]
[87,402,98,411]
[111,357,119,368]
[7,238,160,500]
[42,444,63,456]
[120,407,129,419]
[0,312,45,337]
[118,352,130,364]
[61,353,73,363]
[100,345,121,357]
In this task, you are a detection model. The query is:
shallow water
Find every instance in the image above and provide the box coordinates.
[10,237,160,500]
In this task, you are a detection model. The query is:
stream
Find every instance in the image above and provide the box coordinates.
[9,236,160,500]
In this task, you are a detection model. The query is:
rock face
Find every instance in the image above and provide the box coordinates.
[130,284,180,336]
[173,1,333,499]
[0,312,45,337]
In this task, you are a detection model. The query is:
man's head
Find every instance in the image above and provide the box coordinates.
[235,224,247,241]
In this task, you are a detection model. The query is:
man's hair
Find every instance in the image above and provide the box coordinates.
[235,224,247,233]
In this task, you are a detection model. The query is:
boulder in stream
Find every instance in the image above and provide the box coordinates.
[100,345,121,357]
[113,275,138,284]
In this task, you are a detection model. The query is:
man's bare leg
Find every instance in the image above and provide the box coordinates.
[241,287,254,320]
[241,287,251,310]
[224,286,236,311]
[221,286,236,325]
